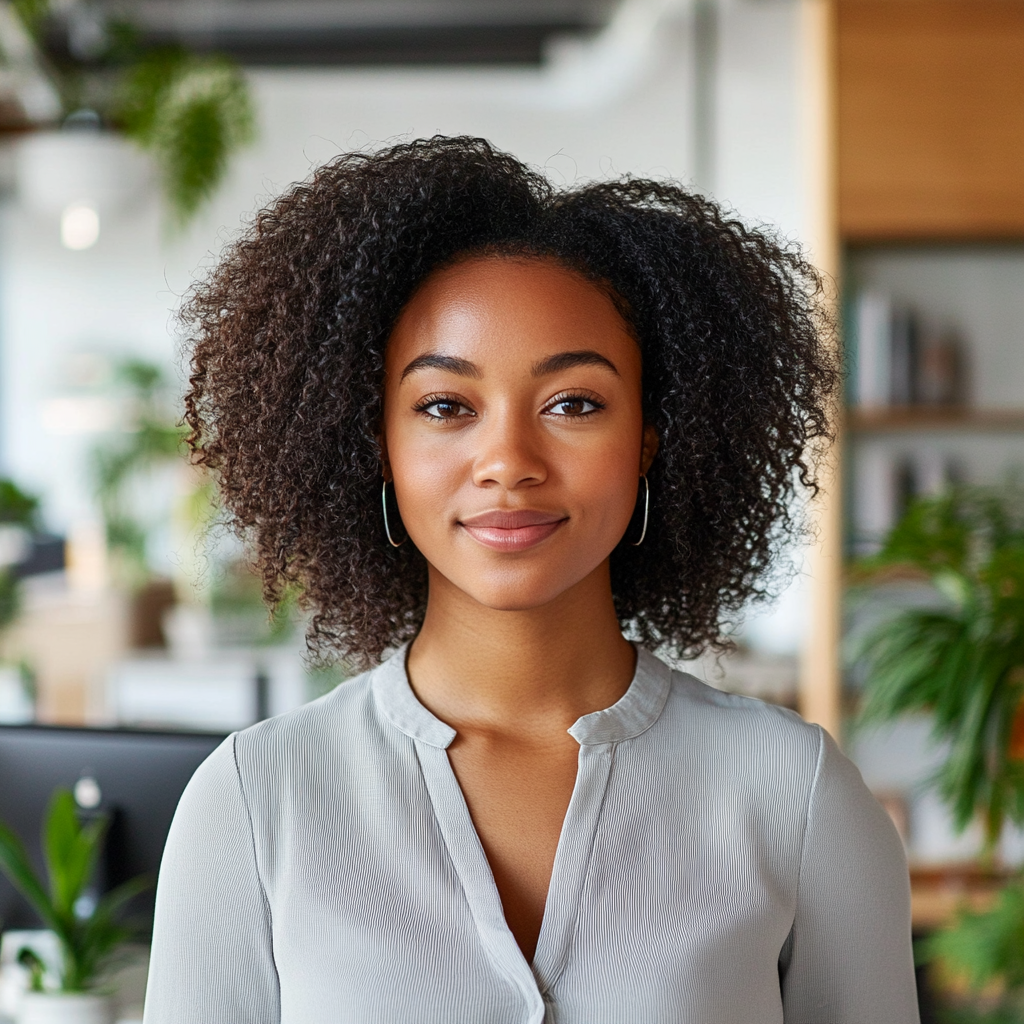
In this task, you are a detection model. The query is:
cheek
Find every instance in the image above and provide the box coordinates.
[387,430,463,532]
[566,442,643,535]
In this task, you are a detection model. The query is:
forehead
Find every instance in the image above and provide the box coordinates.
[385,256,636,370]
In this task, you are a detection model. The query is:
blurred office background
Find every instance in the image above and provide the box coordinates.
[0,0,813,730]
[2,0,1024,1019]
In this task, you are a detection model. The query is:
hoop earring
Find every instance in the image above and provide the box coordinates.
[382,480,406,548]
[631,474,649,547]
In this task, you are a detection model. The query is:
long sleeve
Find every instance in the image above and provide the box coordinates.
[144,736,280,1024]
[781,728,920,1024]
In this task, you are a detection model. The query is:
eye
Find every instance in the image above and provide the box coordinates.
[415,396,475,421]
[543,393,604,418]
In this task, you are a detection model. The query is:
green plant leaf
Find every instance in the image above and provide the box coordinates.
[0,821,57,931]
[92,874,152,928]
[117,52,255,227]
[43,790,107,920]
[854,484,1024,848]
[1,787,151,993]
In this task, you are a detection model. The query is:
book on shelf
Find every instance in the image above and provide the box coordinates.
[851,447,961,554]
[848,290,967,410]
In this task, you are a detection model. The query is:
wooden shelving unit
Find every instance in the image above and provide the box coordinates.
[800,0,1024,737]
[848,407,1024,433]
[837,0,1024,240]
[802,0,1024,930]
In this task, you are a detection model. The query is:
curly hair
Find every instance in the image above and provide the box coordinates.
[182,135,838,666]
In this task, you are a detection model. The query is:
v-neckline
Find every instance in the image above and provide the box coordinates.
[371,646,673,1016]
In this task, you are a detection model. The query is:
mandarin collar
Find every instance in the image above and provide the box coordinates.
[371,643,672,749]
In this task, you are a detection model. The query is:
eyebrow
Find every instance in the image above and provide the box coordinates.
[399,348,620,382]
[532,350,620,377]
[400,354,481,380]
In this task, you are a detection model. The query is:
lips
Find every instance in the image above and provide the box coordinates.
[458,509,568,552]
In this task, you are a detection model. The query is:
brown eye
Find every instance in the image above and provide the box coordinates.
[419,398,473,420]
[545,396,600,417]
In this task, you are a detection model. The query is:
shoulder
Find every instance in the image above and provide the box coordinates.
[657,660,824,775]
[633,652,874,833]
[181,666,384,809]
[652,657,887,834]
[232,665,379,762]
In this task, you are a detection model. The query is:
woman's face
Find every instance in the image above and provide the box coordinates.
[382,256,657,612]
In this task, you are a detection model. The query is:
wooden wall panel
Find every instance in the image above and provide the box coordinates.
[838,0,1024,240]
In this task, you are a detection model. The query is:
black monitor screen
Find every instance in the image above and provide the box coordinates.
[0,724,226,931]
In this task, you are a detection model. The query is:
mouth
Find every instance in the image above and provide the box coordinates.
[458,509,569,552]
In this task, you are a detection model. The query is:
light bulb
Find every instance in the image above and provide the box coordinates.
[61,201,100,250]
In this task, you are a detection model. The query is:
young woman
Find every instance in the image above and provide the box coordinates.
[144,137,919,1023]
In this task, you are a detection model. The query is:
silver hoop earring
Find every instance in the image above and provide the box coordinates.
[631,474,649,547]
[382,480,406,547]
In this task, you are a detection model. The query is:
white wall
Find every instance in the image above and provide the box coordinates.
[0,0,807,598]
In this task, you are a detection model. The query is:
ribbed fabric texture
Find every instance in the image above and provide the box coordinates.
[144,647,920,1024]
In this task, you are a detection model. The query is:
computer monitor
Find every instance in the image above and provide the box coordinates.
[0,724,226,932]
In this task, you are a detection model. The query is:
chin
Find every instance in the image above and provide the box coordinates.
[446,562,593,613]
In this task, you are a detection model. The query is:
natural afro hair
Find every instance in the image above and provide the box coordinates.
[182,135,838,666]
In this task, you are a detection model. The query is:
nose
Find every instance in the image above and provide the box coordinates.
[471,406,548,491]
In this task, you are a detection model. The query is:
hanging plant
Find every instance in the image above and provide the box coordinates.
[3,0,255,227]
[116,49,255,227]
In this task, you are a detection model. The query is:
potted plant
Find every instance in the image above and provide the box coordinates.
[0,788,150,1024]
[853,484,1024,1021]
[5,0,255,229]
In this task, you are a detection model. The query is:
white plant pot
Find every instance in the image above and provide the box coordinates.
[14,130,152,219]
[17,991,114,1024]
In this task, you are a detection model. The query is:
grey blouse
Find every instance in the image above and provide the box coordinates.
[144,647,920,1024]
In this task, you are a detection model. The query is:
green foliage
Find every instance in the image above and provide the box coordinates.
[854,486,1024,845]
[91,358,187,589]
[0,478,38,632]
[11,0,49,40]
[854,485,1024,1018]
[6,0,255,226]
[924,881,1024,993]
[0,789,151,992]
[922,878,1024,1022]
[939,1007,1024,1024]
[117,50,255,227]
[0,478,40,528]
[16,948,46,992]
[0,568,20,633]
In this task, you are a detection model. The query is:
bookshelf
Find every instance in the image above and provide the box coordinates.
[822,0,1024,926]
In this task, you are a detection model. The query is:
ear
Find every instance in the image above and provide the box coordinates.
[640,424,659,475]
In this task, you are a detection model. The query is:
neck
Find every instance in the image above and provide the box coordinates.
[406,562,636,739]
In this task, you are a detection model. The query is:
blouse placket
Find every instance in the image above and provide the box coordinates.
[371,648,673,1024]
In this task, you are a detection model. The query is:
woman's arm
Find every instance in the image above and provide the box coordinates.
[781,728,920,1024]
[144,736,280,1024]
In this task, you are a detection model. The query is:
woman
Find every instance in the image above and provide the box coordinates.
[145,137,918,1023]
